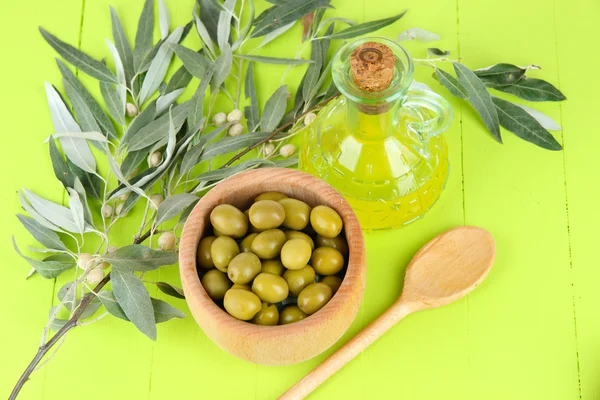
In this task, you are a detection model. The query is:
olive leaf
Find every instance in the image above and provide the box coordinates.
[158,0,170,39]
[48,307,69,331]
[13,237,75,279]
[194,159,275,182]
[488,77,566,102]
[217,0,236,50]
[79,297,102,320]
[427,48,449,57]
[193,9,216,57]
[318,10,407,40]
[110,6,134,85]
[127,101,189,151]
[453,62,501,142]
[251,0,331,38]
[235,54,313,65]
[515,104,561,131]
[16,215,67,251]
[260,86,289,132]
[180,123,230,174]
[492,97,562,150]
[18,192,63,233]
[172,45,213,79]
[165,65,193,93]
[197,0,221,44]
[198,131,272,163]
[99,290,184,323]
[302,39,323,104]
[72,177,94,225]
[48,138,75,189]
[398,28,440,42]
[97,290,129,320]
[232,0,254,50]
[66,188,86,235]
[45,83,97,174]
[121,149,149,178]
[58,282,78,312]
[102,244,178,271]
[122,100,157,145]
[100,82,126,126]
[128,108,179,189]
[40,28,118,84]
[154,194,199,227]
[67,159,103,200]
[272,157,299,168]
[474,63,526,86]
[138,27,184,105]
[260,21,296,47]
[152,298,186,322]
[22,189,80,233]
[111,268,157,340]
[244,62,259,131]
[212,43,233,90]
[104,39,127,122]
[153,282,186,299]
[63,82,106,152]
[156,88,186,115]
[188,67,214,128]
[434,68,467,99]
[133,0,155,72]
[57,60,116,139]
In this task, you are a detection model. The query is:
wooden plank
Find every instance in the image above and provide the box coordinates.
[0,1,83,399]
[554,0,600,398]
[39,1,156,399]
[457,0,580,398]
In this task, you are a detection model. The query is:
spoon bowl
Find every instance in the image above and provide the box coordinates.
[400,226,496,310]
[280,226,496,400]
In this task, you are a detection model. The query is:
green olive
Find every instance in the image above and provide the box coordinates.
[227,252,261,284]
[213,227,228,237]
[315,234,349,257]
[249,200,285,230]
[285,230,315,250]
[278,198,311,230]
[210,204,248,238]
[279,305,308,325]
[197,236,216,269]
[211,236,240,272]
[297,283,333,315]
[310,205,343,238]
[311,247,344,275]
[255,192,288,202]
[239,233,258,253]
[280,239,312,270]
[252,272,289,303]
[320,275,343,294]
[224,289,262,321]
[201,269,232,301]
[261,259,285,276]
[251,303,279,326]
[231,283,251,291]
[250,229,286,259]
[283,265,316,296]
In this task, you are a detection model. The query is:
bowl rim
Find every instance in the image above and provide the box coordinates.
[179,168,366,338]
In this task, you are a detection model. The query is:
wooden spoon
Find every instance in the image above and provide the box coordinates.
[279,226,496,400]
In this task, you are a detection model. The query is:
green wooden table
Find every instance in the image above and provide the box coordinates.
[1,0,597,398]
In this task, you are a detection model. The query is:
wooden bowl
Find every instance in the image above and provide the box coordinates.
[179,168,366,365]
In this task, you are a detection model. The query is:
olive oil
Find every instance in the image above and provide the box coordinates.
[299,38,453,231]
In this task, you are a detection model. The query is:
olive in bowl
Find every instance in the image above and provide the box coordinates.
[179,168,365,365]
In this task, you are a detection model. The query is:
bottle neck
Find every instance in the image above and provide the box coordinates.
[346,97,403,140]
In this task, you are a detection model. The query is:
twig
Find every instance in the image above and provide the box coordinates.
[9,230,152,400]
[222,94,339,169]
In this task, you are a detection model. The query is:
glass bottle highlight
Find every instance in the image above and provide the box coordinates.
[300,38,453,231]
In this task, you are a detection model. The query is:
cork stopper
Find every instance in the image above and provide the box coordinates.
[350,42,395,92]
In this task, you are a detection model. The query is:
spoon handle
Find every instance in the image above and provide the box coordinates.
[278,301,413,400]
